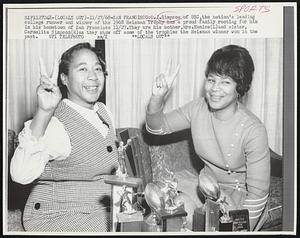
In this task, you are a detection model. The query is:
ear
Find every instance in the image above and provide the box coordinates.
[60,73,68,86]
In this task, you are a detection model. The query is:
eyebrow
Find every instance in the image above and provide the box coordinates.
[75,63,87,68]
[207,75,232,81]
[75,62,101,68]
[220,76,232,81]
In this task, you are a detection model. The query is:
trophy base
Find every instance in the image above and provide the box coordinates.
[157,206,187,232]
[117,211,144,222]
[117,211,144,232]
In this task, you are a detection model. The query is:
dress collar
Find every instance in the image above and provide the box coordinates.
[63,99,99,115]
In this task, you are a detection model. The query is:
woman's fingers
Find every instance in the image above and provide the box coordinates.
[50,60,59,85]
[164,58,172,76]
[167,63,180,88]
[162,58,180,87]
[37,83,62,100]
[171,63,180,80]
[39,57,48,83]
[37,82,54,94]
[161,74,168,89]
[39,57,59,86]
[52,84,62,98]
[152,59,180,97]
[40,76,52,85]
[156,74,164,88]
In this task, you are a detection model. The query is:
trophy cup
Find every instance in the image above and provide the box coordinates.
[198,172,235,231]
[143,176,187,232]
[143,182,164,232]
[198,172,221,231]
[198,172,250,232]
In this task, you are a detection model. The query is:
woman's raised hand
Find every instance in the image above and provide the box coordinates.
[36,57,62,113]
[152,59,180,98]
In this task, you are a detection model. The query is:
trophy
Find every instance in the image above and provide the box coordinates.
[198,172,232,231]
[115,140,131,178]
[143,182,164,232]
[198,172,250,232]
[104,139,144,232]
[143,171,187,232]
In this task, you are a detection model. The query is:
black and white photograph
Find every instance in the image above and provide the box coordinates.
[2,2,296,235]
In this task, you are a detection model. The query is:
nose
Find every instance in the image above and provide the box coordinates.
[211,81,220,91]
[87,70,97,81]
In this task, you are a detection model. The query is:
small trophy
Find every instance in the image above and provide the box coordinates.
[116,139,131,178]
[118,185,137,215]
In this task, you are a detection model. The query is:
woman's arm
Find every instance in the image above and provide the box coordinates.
[146,60,196,134]
[243,124,271,230]
[146,99,200,135]
[10,58,65,185]
[146,95,167,134]
[10,117,71,185]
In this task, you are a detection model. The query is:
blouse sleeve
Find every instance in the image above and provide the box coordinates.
[10,116,71,185]
[146,98,201,135]
[242,124,271,230]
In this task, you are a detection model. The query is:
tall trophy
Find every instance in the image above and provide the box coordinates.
[143,182,164,232]
[143,173,187,232]
[198,172,232,231]
[104,139,144,232]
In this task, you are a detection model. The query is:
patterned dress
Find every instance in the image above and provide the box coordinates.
[22,101,119,232]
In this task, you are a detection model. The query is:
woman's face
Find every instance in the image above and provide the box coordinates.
[204,73,238,113]
[61,48,105,109]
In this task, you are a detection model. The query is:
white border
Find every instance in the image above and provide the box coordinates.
[2,2,297,236]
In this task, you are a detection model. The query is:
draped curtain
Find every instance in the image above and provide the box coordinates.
[7,39,95,133]
[7,38,283,155]
[105,38,283,155]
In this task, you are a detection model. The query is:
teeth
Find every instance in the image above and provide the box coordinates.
[85,86,98,90]
[211,96,222,101]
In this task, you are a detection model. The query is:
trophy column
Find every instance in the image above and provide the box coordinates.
[104,175,143,232]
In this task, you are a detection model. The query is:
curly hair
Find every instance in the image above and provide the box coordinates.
[205,45,254,97]
[57,42,107,99]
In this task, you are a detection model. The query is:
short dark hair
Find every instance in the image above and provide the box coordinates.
[57,42,107,99]
[205,45,254,97]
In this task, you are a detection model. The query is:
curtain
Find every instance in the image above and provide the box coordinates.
[106,38,283,155]
[6,38,283,155]
[7,39,95,133]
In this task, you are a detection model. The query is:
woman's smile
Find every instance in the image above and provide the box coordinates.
[209,94,223,102]
[83,85,100,93]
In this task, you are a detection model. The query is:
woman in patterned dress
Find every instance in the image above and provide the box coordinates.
[10,42,119,232]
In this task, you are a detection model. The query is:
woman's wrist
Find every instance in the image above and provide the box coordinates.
[36,107,56,117]
[148,95,165,114]
[30,108,54,139]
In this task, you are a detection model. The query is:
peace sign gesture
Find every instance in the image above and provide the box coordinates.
[36,57,62,113]
[152,59,180,98]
